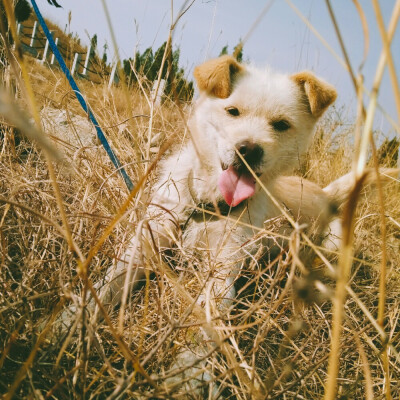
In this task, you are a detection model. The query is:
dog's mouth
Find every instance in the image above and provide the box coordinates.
[218,163,259,207]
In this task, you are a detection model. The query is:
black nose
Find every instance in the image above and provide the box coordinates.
[236,140,264,167]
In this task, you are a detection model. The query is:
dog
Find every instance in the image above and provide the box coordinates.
[76,56,394,397]
[90,55,339,396]
[101,55,338,306]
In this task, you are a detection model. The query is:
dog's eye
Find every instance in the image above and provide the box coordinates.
[272,120,291,132]
[225,106,240,117]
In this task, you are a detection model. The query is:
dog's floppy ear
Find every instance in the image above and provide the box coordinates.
[291,72,337,118]
[193,55,244,99]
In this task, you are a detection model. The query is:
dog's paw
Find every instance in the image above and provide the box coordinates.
[163,349,220,399]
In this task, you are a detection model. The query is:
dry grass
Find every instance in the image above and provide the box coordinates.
[1,2,400,399]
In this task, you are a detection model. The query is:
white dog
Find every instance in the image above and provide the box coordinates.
[89,55,342,396]
[101,55,338,306]
[80,56,393,397]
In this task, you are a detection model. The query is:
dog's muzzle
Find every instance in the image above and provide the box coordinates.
[218,141,264,207]
[222,140,263,175]
[236,140,264,170]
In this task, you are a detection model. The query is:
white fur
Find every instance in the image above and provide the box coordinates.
[54,57,396,398]
[95,59,340,397]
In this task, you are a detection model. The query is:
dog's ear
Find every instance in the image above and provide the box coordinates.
[291,72,337,118]
[193,55,244,98]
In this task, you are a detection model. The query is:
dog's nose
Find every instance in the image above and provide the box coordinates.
[236,140,264,166]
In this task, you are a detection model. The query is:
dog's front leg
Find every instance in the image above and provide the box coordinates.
[93,220,146,317]
[94,207,177,320]
[161,231,245,398]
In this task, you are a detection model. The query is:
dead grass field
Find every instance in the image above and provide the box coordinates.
[1,2,400,399]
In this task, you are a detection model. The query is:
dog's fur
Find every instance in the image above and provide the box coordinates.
[102,56,339,306]
[84,56,395,397]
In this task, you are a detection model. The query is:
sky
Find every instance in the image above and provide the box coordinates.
[37,0,400,138]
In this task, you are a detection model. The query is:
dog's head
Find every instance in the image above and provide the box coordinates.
[191,55,337,207]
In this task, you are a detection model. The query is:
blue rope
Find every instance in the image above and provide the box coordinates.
[30,0,134,192]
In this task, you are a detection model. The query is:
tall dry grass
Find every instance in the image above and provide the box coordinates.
[0,1,400,399]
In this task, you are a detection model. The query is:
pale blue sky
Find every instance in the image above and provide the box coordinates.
[39,0,400,138]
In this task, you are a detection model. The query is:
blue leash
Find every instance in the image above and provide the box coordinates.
[30,0,134,192]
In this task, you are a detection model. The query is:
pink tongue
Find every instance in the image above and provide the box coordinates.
[218,166,256,207]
